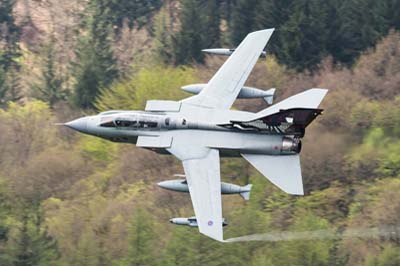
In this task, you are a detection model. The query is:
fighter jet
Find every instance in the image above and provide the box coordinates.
[64,28,328,242]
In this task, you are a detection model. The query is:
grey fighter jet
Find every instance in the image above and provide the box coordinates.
[64,29,328,242]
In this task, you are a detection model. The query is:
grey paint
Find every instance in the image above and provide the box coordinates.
[181,84,275,104]
[63,29,328,242]
[202,48,267,58]
[157,178,253,200]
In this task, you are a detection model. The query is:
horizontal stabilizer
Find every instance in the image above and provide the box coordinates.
[256,88,328,119]
[241,154,303,195]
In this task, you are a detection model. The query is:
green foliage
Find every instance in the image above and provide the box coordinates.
[6,213,59,266]
[283,215,332,266]
[0,101,56,169]
[277,0,331,70]
[0,0,21,104]
[347,117,400,180]
[335,0,388,65]
[79,135,117,163]
[0,0,20,70]
[153,7,173,64]
[252,0,400,69]
[95,65,195,110]
[230,0,259,45]
[89,0,162,30]
[0,4,399,265]
[73,4,119,109]
[0,177,11,247]
[0,67,22,105]
[366,246,400,266]
[173,0,206,65]
[115,208,157,266]
[205,0,221,48]
[31,40,68,107]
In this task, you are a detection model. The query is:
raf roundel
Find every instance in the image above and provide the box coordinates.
[208,220,213,226]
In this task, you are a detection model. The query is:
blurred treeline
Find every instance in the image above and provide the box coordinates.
[0,0,400,265]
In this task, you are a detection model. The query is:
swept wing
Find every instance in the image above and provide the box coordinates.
[168,145,223,241]
[182,29,274,110]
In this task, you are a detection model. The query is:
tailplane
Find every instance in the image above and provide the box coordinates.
[220,89,328,136]
[256,88,328,119]
[241,154,303,195]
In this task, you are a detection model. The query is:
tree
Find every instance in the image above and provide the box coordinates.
[0,0,20,70]
[335,0,388,65]
[205,0,221,48]
[153,7,174,63]
[255,0,294,61]
[95,65,194,111]
[0,177,11,265]
[272,0,330,70]
[0,0,21,104]
[73,4,118,109]
[31,40,68,108]
[383,0,400,30]
[173,0,207,65]
[89,0,162,30]
[116,208,157,266]
[11,213,59,266]
[366,246,400,266]
[230,0,259,45]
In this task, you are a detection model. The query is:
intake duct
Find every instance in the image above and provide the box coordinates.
[281,137,302,154]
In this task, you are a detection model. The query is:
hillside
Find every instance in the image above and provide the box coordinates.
[0,0,400,265]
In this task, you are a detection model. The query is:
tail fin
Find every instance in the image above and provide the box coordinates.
[240,184,253,200]
[256,88,328,119]
[242,154,303,195]
[263,88,275,105]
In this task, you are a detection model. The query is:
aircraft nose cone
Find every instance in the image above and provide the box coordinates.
[64,117,88,133]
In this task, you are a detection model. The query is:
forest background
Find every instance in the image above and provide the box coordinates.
[0,0,400,265]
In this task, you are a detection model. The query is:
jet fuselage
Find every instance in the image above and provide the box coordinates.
[65,109,301,158]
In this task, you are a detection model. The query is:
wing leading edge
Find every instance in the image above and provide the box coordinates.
[182,29,274,110]
[168,145,224,241]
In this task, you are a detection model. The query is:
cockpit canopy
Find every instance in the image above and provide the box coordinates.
[99,114,160,129]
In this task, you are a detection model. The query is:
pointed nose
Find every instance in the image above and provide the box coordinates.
[157,181,169,189]
[64,117,88,133]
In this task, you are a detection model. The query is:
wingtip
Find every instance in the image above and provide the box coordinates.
[249,28,275,35]
[311,88,329,93]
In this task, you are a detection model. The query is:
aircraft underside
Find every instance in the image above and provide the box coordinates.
[63,28,328,242]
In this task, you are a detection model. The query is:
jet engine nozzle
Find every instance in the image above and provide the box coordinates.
[281,137,302,154]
